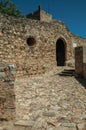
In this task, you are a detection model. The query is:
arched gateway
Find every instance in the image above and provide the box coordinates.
[56,39,66,66]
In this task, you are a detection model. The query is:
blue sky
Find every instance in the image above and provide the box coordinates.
[11,0,86,38]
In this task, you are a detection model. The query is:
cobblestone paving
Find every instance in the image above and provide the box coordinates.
[14,66,86,130]
[0,66,86,130]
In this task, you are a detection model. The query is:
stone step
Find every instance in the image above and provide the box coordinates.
[59,69,75,76]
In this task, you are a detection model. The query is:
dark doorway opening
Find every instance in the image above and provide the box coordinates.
[56,39,66,66]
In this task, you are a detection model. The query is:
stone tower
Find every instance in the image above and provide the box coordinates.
[27,5,52,22]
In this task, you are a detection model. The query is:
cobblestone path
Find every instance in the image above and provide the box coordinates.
[0,66,86,130]
[14,66,86,130]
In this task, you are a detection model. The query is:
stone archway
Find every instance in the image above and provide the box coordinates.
[56,38,66,66]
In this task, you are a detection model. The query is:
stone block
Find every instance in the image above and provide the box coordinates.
[54,126,76,130]
[61,123,76,128]
[0,127,4,130]
[13,126,25,130]
[14,120,34,130]
[77,123,86,130]
[0,32,3,36]
[43,111,56,117]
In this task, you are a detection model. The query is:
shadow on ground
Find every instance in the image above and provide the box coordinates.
[75,77,86,89]
[58,69,75,76]
[58,69,86,89]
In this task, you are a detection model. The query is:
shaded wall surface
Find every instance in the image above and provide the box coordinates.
[75,46,86,79]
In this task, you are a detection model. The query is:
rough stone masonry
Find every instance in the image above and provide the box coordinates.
[0,61,15,120]
[0,7,86,77]
[0,6,86,130]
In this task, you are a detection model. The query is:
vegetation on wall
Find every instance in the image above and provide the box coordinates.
[0,0,22,17]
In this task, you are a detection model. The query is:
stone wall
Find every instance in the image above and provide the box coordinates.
[82,46,86,79]
[27,10,40,21]
[0,13,86,77]
[40,10,52,22]
[75,47,83,77]
[0,14,73,77]
[27,6,52,22]
[71,33,86,47]
[75,46,86,79]
[0,62,15,120]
